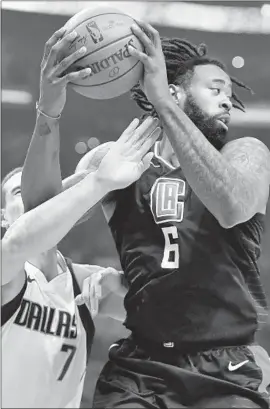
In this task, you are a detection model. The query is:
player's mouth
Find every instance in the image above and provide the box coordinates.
[216,114,230,131]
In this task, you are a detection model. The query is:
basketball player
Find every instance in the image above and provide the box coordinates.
[1,27,160,408]
[75,23,270,408]
[18,25,134,319]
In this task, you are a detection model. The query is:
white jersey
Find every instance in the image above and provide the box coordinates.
[2,258,92,408]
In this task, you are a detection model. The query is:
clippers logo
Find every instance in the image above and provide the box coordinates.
[150,177,186,224]
[86,21,104,43]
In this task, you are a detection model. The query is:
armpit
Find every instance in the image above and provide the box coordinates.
[102,192,117,222]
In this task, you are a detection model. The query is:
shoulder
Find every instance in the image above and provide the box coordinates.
[221,137,270,176]
[222,137,270,213]
[221,137,270,161]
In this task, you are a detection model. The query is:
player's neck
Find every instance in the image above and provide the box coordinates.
[28,248,59,281]
[159,135,180,168]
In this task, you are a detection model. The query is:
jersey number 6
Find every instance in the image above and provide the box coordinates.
[161,226,179,269]
[150,177,185,270]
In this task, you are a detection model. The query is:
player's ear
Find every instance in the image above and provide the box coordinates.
[169,84,185,108]
[1,208,9,229]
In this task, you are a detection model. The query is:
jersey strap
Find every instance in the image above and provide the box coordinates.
[65,257,95,362]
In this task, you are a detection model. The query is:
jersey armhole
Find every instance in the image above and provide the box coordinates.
[65,257,95,362]
[102,191,117,222]
[1,277,27,326]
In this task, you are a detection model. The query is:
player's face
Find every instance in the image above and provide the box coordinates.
[2,172,24,227]
[183,64,233,150]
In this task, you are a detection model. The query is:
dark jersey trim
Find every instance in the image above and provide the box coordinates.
[2,260,95,362]
[65,258,95,362]
[1,277,27,326]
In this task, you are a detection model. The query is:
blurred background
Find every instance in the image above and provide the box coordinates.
[2,1,270,406]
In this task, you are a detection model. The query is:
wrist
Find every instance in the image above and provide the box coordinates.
[153,93,176,114]
[35,110,60,134]
[36,101,62,120]
[86,170,111,198]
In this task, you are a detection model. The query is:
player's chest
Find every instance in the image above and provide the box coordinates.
[13,294,81,339]
[139,166,204,227]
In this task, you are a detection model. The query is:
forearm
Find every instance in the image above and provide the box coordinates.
[4,172,108,264]
[21,113,62,211]
[157,99,252,226]
[62,171,99,226]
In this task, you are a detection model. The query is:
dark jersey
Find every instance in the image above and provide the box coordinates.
[109,143,268,351]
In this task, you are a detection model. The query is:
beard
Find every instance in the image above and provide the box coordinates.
[183,93,228,150]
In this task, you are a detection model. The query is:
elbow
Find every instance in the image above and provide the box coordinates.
[217,180,265,229]
[218,215,238,229]
[218,200,257,229]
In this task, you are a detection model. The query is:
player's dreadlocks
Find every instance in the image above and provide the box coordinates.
[131,37,252,117]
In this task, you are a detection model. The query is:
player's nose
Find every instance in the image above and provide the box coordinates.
[220,97,232,112]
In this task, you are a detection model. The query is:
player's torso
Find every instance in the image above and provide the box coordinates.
[2,260,87,408]
[109,143,268,349]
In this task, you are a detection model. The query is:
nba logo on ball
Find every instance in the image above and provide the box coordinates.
[86,21,104,44]
[64,7,144,99]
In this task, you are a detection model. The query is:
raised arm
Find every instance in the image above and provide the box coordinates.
[2,116,160,285]
[129,22,270,228]
[74,141,117,224]
[21,27,91,211]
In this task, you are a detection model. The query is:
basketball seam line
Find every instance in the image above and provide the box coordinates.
[68,11,133,63]
[70,60,141,88]
[74,32,135,65]
[69,12,131,32]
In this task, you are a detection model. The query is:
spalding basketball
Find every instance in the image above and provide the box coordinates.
[63,7,144,99]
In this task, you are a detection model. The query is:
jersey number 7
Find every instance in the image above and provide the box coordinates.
[58,344,77,381]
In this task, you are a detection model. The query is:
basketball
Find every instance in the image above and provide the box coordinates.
[63,7,144,99]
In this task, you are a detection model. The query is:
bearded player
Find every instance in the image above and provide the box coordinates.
[76,22,270,408]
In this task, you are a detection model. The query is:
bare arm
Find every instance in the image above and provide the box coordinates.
[22,27,91,211]
[2,171,108,285]
[129,21,270,228]
[72,263,111,291]
[2,116,160,285]
[73,263,127,298]
[157,101,270,227]
[21,114,62,211]
[73,263,127,321]
[75,142,117,223]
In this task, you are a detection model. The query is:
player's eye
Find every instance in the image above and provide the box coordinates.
[14,189,21,196]
[211,88,221,95]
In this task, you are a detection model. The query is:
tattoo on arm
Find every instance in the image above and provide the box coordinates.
[158,101,270,225]
[38,121,52,137]
[222,138,270,176]
[22,114,61,211]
